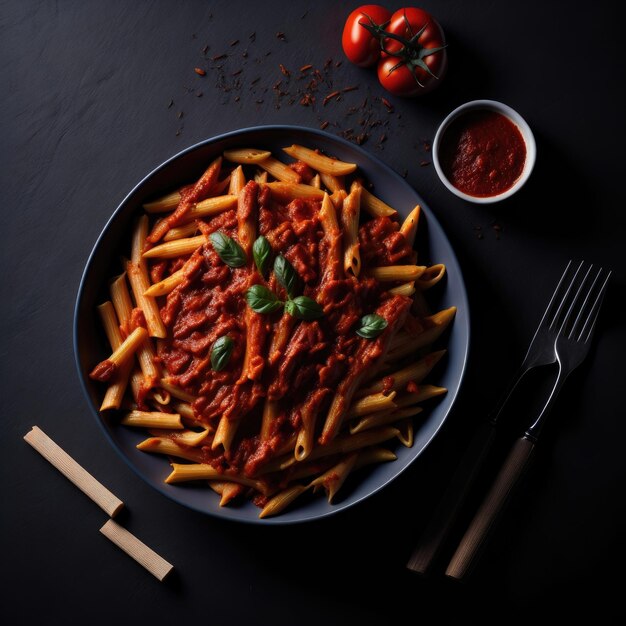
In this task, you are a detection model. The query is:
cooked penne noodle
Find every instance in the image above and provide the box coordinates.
[212,415,240,453]
[258,156,301,183]
[320,172,345,193]
[209,481,244,506]
[142,235,206,259]
[400,205,421,247]
[260,399,278,442]
[389,281,416,296]
[223,148,271,163]
[170,401,202,426]
[369,265,427,282]
[151,388,171,405]
[358,350,446,397]
[126,261,167,338]
[360,187,397,217]
[160,378,197,403]
[396,419,414,447]
[265,181,325,201]
[310,173,321,189]
[121,410,183,430]
[89,327,148,381]
[259,484,309,519]
[143,268,185,297]
[342,183,361,277]
[132,215,149,275]
[97,302,132,410]
[393,384,448,408]
[163,223,199,242]
[254,169,268,183]
[309,453,358,502]
[387,307,456,360]
[349,406,423,434]
[182,195,238,222]
[348,390,397,418]
[228,165,246,195]
[146,428,210,446]
[165,463,270,495]
[143,189,183,213]
[236,181,258,256]
[109,273,134,333]
[417,264,446,289]
[353,446,397,469]
[136,437,204,462]
[283,144,357,176]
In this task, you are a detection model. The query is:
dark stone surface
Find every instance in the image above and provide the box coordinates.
[1,1,624,623]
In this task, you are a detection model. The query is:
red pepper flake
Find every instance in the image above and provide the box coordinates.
[194,67,206,76]
[251,77,260,85]
[279,64,290,77]
[299,64,313,72]
[320,121,329,130]
[300,93,314,106]
[342,85,358,93]
[232,69,243,76]
[381,97,393,112]
[324,58,332,69]
[242,50,248,58]
[201,45,209,55]
[335,60,342,67]
[420,160,430,167]
[230,39,239,46]
[167,99,174,109]
[211,53,227,61]
[235,96,240,102]
[323,90,341,106]
[177,111,184,119]
[378,133,387,144]
[276,32,286,41]
[273,80,282,90]
[423,141,431,152]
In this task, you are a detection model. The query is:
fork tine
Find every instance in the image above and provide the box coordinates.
[548,260,585,331]
[557,263,594,338]
[567,266,603,340]
[578,270,611,343]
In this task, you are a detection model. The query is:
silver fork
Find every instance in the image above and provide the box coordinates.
[445,264,611,580]
[407,261,605,575]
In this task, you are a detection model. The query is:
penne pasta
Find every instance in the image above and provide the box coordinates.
[348,391,397,418]
[417,264,446,290]
[258,156,301,183]
[223,148,271,163]
[143,268,185,297]
[369,265,427,282]
[228,165,246,195]
[163,223,199,242]
[165,463,270,495]
[283,144,357,176]
[125,260,167,338]
[136,437,204,462]
[360,187,397,217]
[121,410,183,430]
[265,181,324,201]
[89,327,148,382]
[400,205,421,247]
[388,281,416,297]
[309,453,358,502]
[349,406,423,434]
[259,484,309,519]
[142,235,206,259]
[342,182,362,277]
[320,172,345,193]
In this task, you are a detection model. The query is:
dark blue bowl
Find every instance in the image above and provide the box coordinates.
[74,125,470,524]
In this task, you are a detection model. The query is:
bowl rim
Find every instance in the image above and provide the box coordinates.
[73,123,471,524]
[432,99,537,204]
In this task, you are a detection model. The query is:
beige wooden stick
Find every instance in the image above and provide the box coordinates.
[100,519,174,581]
[23,426,124,518]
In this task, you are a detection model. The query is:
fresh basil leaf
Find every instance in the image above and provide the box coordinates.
[209,231,247,268]
[284,296,324,320]
[211,335,234,371]
[356,313,388,339]
[274,254,300,298]
[252,236,271,276]
[245,284,283,314]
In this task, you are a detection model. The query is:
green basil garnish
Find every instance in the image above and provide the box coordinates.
[356,314,388,339]
[253,236,271,276]
[210,335,234,371]
[209,231,247,268]
[284,296,324,320]
[245,284,283,314]
[274,254,299,299]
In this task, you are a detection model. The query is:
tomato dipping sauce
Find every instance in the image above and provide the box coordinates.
[438,110,526,198]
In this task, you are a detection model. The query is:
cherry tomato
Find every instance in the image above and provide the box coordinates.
[342,4,392,68]
[378,7,447,96]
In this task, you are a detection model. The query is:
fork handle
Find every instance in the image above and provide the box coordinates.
[406,421,497,574]
[445,436,536,581]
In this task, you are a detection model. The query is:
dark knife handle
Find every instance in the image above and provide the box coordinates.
[445,435,536,581]
[406,421,497,575]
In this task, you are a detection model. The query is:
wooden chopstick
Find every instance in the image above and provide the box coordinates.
[100,519,174,581]
[24,425,124,517]
[24,425,175,581]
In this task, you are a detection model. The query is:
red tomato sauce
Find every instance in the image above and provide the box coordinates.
[439,110,526,197]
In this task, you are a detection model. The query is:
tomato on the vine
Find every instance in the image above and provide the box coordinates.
[342,4,392,68]
[377,7,447,96]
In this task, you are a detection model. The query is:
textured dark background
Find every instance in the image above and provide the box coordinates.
[1,0,625,623]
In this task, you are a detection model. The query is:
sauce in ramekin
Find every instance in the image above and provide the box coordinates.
[438,110,526,197]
